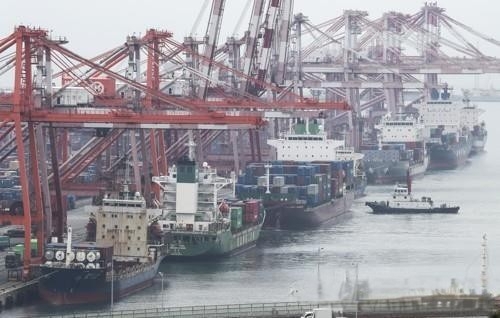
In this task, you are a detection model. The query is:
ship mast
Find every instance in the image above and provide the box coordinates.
[65,226,72,267]
[406,169,412,194]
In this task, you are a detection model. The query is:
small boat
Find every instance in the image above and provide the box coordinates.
[365,173,459,214]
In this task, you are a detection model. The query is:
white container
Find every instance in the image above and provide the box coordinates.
[307,184,319,195]
[257,176,267,187]
[273,176,285,186]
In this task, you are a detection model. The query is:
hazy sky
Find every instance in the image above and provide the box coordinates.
[2,0,500,88]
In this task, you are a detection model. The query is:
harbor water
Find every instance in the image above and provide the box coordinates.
[9,102,500,317]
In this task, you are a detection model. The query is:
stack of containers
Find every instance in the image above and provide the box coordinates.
[342,160,354,188]
[243,200,260,224]
[330,161,344,198]
[236,160,349,206]
[306,183,319,206]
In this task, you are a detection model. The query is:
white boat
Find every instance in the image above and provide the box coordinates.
[365,176,459,214]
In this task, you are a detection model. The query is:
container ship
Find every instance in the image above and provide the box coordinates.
[452,87,500,102]
[471,121,487,154]
[266,118,365,198]
[415,88,474,170]
[38,185,165,305]
[460,94,487,155]
[236,118,355,230]
[151,143,265,258]
[361,114,429,184]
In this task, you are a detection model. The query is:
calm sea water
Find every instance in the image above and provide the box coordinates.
[10,102,500,317]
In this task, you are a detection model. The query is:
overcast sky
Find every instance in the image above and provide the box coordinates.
[2,0,500,89]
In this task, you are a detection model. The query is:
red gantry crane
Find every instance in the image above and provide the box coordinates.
[0,24,349,280]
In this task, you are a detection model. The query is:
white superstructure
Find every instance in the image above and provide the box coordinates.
[413,99,462,140]
[96,185,160,262]
[152,160,233,233]
[387,184,436,209]
[267,118,362,162]
[376,114,425,144]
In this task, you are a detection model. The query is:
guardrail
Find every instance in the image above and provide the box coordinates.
[33,295,496,318]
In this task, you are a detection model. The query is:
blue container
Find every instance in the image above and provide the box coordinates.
[304,176,311,185]
[287,185,297,194]
[330,161,343,171]
[297,166,306,176]
[237,175,246,185]
[284,175,296,185]
[270,165,284,174]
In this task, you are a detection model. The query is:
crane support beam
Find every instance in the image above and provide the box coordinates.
[0,109,266,128]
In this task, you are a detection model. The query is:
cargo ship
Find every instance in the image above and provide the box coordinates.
[236,118,355,230]
[266,117,365,197]
[452,87,500,102]
[151,140,265,258]
[361,113,429,184]
[460,94,487,155]
[38,185,166,305]
[471,121,487,154]
[415,88,473,170]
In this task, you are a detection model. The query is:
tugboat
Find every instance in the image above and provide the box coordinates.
[365,173,459,214]
[152,133,265,258]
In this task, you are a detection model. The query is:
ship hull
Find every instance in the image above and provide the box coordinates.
[166,222,263,258]
[470,134,487,155]
[38,261,161,306]
[428,141,472,170]
[353,176,367,198]
[364,159,428,185]
[264,191,354,230]
[365,202,459,214]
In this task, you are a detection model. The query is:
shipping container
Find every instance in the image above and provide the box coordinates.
[257,176,267,187]
[273,176,285,186]
[307,184,319,195]
[244,200,260,214]
[230,207,243,230]
[0,235,10,250]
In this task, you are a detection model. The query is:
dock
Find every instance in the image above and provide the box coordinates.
[27,295,497,318]
[0,276,39,310]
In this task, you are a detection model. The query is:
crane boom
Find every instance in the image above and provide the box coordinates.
[198,0,226,99]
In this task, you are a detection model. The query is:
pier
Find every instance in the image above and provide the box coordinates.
[0,278,38,311]
[29,295,497,318]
